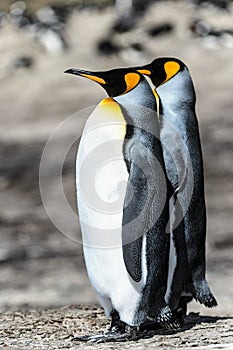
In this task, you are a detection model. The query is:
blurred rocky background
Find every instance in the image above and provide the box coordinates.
[0,0,233,319]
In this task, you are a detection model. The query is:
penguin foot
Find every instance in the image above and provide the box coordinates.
[139,319,162,331]
[172,307,185,324]
[194,280,218,308]
[72,325,142,343]
[109,309,124,332]
[156,306,181,331]
[173,295,193,323]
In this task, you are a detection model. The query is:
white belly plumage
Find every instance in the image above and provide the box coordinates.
[76,99,147,325]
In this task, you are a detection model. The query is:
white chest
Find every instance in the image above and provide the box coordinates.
[76,98,128,247]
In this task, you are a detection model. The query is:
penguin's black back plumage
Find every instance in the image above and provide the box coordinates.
[136,57,217,311]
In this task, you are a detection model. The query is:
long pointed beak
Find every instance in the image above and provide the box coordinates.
[64,68,106,85]
[64,68,91,76]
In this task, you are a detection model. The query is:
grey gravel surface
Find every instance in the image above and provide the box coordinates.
[0,306,233,350]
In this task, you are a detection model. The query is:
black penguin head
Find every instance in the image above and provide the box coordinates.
[136,57,186,88]
[64,67,143,97]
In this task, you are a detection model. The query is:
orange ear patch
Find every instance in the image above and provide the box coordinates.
[163,61,180,83]
[137,69,151,76]
[124,72,141,94]
[81,74,106,85]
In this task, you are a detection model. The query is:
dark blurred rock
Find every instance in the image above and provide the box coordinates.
[0,11,7,28]
[147,23,174,37]
[8,3,71,54]
[132,0,154,15]
[51,5,72,24]
[0,142,41,192]
[97,39,121,55]
[190,19,233,38]
[35,5,71,27]
[9,1,33,29]
[0,247,27,263]
[34,27,67,54]
[75,0,114,11]
[0,245,78,264]
[112,15,135,34]
[10,1,26,16]
[33,6,71,53]
[213,234,233,250]
[35,6,58,26]
[130,42,144,52]
[11,55,34,69]
[190,20,211,37]
[192,0,230,10]
[115,0,154,17]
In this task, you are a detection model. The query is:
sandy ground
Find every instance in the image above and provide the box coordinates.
[0,306,233,349]
[0,1,233,348]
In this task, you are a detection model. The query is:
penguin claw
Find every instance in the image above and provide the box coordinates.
[160,319,181,331]
[72,332,115,343]
[156,305,172,322]
[72,327,141,343]
[156,306,181,331]
[173,307,185,324]
[166,319,181,331]
[72,334,94,342]
[94,331,140,343]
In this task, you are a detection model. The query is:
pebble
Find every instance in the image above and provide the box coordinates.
[147,23,174,37]
[97,39,121,55]
[192,0,230,10]
[112,13,136,34]
[11,55,34,70]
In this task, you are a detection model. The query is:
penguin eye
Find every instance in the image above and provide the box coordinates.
[163,61,180,84]
[123,72,141,94]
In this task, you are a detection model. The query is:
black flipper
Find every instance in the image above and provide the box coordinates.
[122,161,148,282]
[168,194,189,310]
[121,124,179,329]
[176,114,217,308]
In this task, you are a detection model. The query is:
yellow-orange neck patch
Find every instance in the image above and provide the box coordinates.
[81,73,106,85]
[153,89,160,119]
[100,97,114,105]
[99,98,126,139]
[163,61,180,84]
[124,72,140,94]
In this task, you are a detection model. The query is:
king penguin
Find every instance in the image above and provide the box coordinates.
[136,57,218,316]
[65,66,180,342]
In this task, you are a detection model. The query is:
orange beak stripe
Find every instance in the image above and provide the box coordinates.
[137,69,151,76]
[81,74,106,85]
